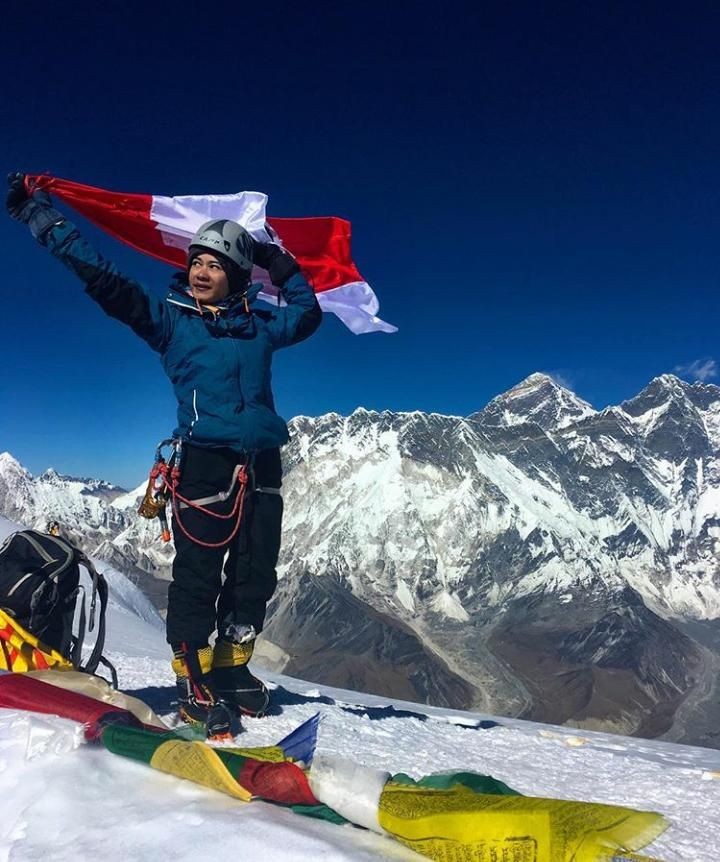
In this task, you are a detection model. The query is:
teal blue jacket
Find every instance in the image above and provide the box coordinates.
[43,220,322,452]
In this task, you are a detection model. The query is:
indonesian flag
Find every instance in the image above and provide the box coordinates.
[25,175,397,335]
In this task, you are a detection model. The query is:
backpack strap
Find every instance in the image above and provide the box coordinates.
[77,555,118,688]
[69,585,86,668]
[96,654,119,689]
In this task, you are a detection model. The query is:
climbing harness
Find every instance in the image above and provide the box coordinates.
[138,439,249,548]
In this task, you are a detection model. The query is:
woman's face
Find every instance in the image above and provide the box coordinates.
[188,253,230,305]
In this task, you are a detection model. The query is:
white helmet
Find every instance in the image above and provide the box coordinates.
[188,219,254,274]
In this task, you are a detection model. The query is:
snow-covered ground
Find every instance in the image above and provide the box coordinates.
[1,514,720,861]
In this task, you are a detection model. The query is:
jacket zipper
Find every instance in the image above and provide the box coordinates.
[189,388,199,436]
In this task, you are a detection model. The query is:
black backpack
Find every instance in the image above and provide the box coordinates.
[0,530,117,686]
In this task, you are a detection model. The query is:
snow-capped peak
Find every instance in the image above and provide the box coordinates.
[621,374,712,423]
[509,372,560,394]
[654,372,688,390]
[0,451,27,474]
[470,373,596,431]
[634,374,692,403]
[623,374,720,412]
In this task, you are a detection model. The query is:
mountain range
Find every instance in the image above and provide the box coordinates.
[2,372,719,747]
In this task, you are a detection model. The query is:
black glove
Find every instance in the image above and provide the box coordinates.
[252,239,301,286]
[6,172,30,218]
[6,172,65,242]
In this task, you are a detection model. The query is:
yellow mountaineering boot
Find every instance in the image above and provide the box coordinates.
[171,643,236,738]
[212,624,270,718]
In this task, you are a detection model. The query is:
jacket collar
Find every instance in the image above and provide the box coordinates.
[166,273,262,318]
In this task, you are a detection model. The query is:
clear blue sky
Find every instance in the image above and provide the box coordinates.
[2,1,719,487]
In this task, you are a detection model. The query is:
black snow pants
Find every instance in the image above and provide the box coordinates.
[166,443,283,648]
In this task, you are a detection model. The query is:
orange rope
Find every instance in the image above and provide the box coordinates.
[155,460,249,549]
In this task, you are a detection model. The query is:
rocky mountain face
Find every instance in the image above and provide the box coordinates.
[267,372,720,747]
[2,372,720,746]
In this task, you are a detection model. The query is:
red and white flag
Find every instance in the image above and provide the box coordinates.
[25,175,397,335]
